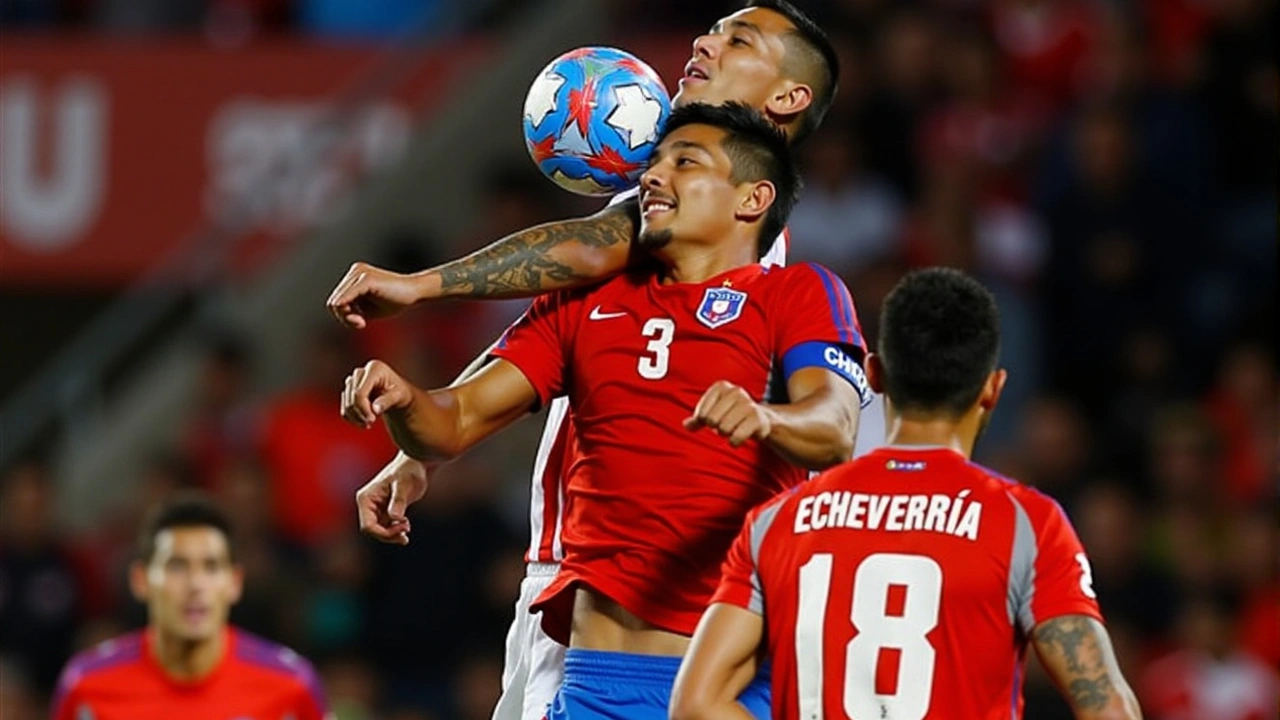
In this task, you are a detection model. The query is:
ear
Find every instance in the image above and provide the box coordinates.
[978,368,1007,412]
[734,180,776,224]
[129,560,150,603]
[865,353,885,394]
[765,81,813,121]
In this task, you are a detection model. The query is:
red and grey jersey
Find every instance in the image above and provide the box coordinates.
[715,446,1103,720]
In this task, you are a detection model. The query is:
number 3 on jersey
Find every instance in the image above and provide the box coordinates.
[797,553,942,720]
[638,318,675,380]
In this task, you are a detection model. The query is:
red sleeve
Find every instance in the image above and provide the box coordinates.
[1028,494,1104,626]
[711,511,760,612]
[775,263,867,358]
[488,294,574,407]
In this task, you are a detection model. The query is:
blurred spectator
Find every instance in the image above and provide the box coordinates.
[1204,342,1279,505]
[854,7,942,199]
[362,460,520,715]
[921,25,1046,202]
[787,129,902,273]
[987,0,1104,113]
[0,460,89,697]
[1072,483,1178,642]
[182,331,262,491]
[1140,589,1280,720]
[212,457,301,641]
[258,327,398,547]
[1009,395,1092,503]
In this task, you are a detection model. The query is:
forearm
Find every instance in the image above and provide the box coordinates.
[1033,615,1143,720]
[383,386,468,462]
[764,395,859,469]
[414,202,637,300]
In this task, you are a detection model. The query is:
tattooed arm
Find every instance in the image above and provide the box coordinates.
[1031,615,1143,720]
[328,199,638,328]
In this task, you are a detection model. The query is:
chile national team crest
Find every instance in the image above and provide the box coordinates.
[696,287,748,329]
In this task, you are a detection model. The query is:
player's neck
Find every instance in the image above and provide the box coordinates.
[883,413,981,459]
[149,625,227,683]
[660,238,757,284]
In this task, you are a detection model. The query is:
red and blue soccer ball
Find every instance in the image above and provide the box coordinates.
[523,47,672,196]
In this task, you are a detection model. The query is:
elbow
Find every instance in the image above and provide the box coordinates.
[1079,691,1143,720]
[816,414,857,469]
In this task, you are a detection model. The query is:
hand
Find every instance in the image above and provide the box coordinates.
[355,454,433,545]
[684,381,774,447]
[342,360,414,429]
[327,262,425,329]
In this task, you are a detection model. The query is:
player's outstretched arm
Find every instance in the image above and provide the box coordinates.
[1032,615,1143,720]
[669,603,763,720]
[342,358,537,462]
[327,200,638,328]
[354,346,507,544]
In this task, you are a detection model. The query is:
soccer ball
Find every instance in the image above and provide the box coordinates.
[522,46,672,196]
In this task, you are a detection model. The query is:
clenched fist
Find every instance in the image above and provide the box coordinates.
[342,360,414,429]
[684,380,775,447]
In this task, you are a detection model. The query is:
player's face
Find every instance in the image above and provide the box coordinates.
[674,8,793,112]
[135,527,242,643]
[638,124,744,252]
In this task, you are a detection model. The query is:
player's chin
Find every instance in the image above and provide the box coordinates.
[637,225,673,252]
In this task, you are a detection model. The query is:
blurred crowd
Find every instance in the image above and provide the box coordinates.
[2,0,1276,718]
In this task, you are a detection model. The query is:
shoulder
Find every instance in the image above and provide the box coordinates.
[55,631,145,694]
[747,485,804,545]
[765,261,834,285]
[232,629,324,697]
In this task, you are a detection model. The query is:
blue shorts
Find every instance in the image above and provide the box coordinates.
[542,648,771,720]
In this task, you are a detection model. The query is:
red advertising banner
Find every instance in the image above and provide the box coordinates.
[0,37,487,287]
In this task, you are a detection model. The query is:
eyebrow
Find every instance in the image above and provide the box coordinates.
[710,19,765,39]
[652,138,713,163]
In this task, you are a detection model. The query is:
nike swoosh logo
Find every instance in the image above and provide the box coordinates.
[589,306,627,320]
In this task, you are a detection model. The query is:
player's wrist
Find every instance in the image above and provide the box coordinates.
[409,269,445,302]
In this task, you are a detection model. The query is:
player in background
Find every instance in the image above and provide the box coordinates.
[342,102,869,720]
[671,268,1142,720]
[331,3,861,719]
[51,493,329,720]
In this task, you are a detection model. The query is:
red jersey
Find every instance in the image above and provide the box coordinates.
[491,261,864,642]
[51,627,328,720]
[714,446,1103,720]
[522,225,791,565]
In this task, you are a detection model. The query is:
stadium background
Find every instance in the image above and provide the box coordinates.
[0,0,1275,718]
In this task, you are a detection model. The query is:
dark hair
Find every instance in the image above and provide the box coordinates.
[745,0,839,143]
[878,268,1000,416]
[137,492,235,563]
[661,101,801,256]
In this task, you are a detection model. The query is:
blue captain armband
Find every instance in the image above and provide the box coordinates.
[782,341,873,408]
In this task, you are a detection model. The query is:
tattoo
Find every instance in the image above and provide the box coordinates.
[1032,615,1118,711]
[435,200,637,297]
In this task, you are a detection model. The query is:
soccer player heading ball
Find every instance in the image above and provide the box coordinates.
[331,3,858,719]
[342,100,871,720]
[672,268,1143,720]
